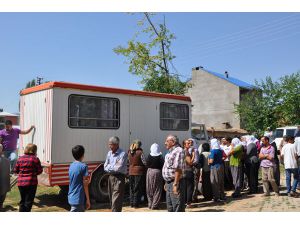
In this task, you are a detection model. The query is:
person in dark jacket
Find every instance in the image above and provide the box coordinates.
[128,139,146,208]
[146,143,164,209]
[14,143,42,212]
[245,136,259,194]
[199,143,213,200]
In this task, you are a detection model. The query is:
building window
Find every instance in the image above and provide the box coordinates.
[68,95,120,129]
[160,102,189,131]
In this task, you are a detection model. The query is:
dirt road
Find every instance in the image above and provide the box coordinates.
[3,179,300,212]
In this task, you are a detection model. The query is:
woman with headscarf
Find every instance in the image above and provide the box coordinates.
[208,139,225,202]
[188,138,201,202]
[199,142,213,201]
[245,136,259,194]
[146,143,164,210]
[128,139,146,208]
[182,139,195,208]
[228,138,244,198]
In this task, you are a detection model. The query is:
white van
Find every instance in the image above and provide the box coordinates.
[274,126,298,149]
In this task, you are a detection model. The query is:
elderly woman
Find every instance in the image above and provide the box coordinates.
[14,143,42,212]
[199,143,213,201]
[128,139,146,208]
[208,139,225,202]
[245,136,259,194]
[228,138,244,198]
[146,143,164,210]
[188,138,200,202]
[183,139,196,208]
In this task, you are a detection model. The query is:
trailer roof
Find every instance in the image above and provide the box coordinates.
[20,81,191,102]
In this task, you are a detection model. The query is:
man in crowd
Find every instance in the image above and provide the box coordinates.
[259,136,279,196]
[162,135,185,212]
[104,136,128,212]
[0,120,35,172]
[280,136,300,197]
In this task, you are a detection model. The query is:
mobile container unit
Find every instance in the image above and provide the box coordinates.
[20,81,191,201]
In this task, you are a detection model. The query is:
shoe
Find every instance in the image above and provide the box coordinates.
[220,196,227,201]
[186,204,192,208]
[274,192,280,197]
[262,193,270,197]
[231,193,241,198]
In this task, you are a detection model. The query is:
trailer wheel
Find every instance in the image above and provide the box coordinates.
[90,167,109,202]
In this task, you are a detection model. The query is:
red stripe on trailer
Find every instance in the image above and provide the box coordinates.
[47,162,102,186]
[20,81,191,102]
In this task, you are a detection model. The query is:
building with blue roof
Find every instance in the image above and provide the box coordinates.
[186,67,255,130]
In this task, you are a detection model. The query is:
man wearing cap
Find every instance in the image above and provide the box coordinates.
[0,120,35,172]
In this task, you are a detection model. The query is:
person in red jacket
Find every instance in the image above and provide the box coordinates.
[14,143,42,212]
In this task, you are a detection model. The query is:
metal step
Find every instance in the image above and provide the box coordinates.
[10,175,18,189]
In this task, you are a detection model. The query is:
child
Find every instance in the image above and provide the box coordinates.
[0,144,10,211]
[14,143,42,212]
[68,145,91,212]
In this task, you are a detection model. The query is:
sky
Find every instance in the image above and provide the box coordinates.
[1,12,300,113]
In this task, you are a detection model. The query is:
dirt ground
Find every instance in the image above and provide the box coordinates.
[2,174,300,212]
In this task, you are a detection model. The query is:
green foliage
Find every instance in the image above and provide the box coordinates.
[235,72,300,134]
[114,13,190,95]
[26,79,36,88]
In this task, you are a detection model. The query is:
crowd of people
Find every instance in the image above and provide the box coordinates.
[1,119,300,213]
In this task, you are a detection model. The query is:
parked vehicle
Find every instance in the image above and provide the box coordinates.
[191,123,209,152]
[274,126,298,149]
[19,81,192,202]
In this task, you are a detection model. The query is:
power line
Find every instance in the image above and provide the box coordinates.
[178,20,300,63]
[178,16,300,61]
[179,13,299,54]
[177,30,300,66]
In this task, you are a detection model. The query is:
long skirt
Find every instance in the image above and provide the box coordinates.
[146,168,163,209]
[202,170,213,200]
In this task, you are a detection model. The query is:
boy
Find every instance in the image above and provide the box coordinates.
[14,143,42,212]
[280,136,299,197]
[0,144,10,211]
[68,145,91,212]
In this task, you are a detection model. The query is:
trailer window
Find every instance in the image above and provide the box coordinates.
[160,103,189,131]
[68,95,120,129]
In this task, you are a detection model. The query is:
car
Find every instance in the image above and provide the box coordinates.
[274,126,298,149]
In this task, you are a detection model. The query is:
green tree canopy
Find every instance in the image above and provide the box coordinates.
[114,13,190,95]
[235,72,300,135]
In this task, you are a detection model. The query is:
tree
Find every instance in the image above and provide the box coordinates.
[277,72,300,125]
[26,79,36,88]
[114,13,190,95]
[235,72,300,135]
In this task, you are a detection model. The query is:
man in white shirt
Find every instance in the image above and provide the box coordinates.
[280,136,300,197]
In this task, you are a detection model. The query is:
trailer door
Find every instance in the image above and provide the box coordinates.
[129,96,158,156]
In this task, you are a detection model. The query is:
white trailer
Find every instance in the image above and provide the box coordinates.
[20,81,191,201]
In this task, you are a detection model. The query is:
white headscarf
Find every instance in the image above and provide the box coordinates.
[232,138,242,148]
[150,143,162,157]
[246,135,258,146]
[210,138,220,150]
[188,138,198,150]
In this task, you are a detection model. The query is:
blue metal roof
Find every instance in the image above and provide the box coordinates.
[203,69,254,89]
